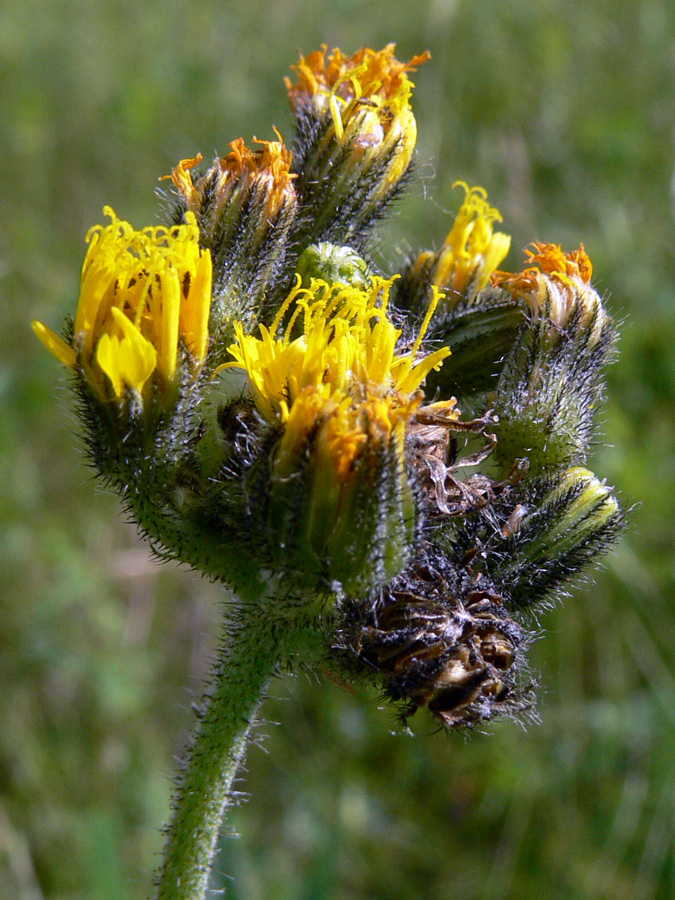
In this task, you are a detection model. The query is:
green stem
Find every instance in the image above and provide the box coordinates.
[152,603,282,900]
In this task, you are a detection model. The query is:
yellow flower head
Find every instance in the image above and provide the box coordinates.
[222,274,450,477]
[492,242,605,341]
[33,209,212,399]
[167,132,296,221]
[417,182,511,302]
[286,44,430,186]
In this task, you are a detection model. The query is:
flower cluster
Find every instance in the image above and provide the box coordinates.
[34,45,623,730]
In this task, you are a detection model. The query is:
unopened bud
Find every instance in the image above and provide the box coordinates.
[520,466,621,561]
[490,243,616,473]
[456,466,624,611]
[295,242,372,290]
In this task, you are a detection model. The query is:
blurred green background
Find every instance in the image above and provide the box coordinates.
[2,1,674,898]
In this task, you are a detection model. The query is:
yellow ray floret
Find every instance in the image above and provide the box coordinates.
[33,209,212,399]
[224,275,449,422]
[223,274,449,478]
[427,182,511,299]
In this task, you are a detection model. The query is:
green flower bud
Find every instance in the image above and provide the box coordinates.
[295,242,372,290]
[510,465,621,565]
[490,243,616,474]
[449,466,624,612]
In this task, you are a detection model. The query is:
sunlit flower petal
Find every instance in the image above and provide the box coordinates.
[33,208,212,401]
[429,182,511,300]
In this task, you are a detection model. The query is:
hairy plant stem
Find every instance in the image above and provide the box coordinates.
[152,601,283,900]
